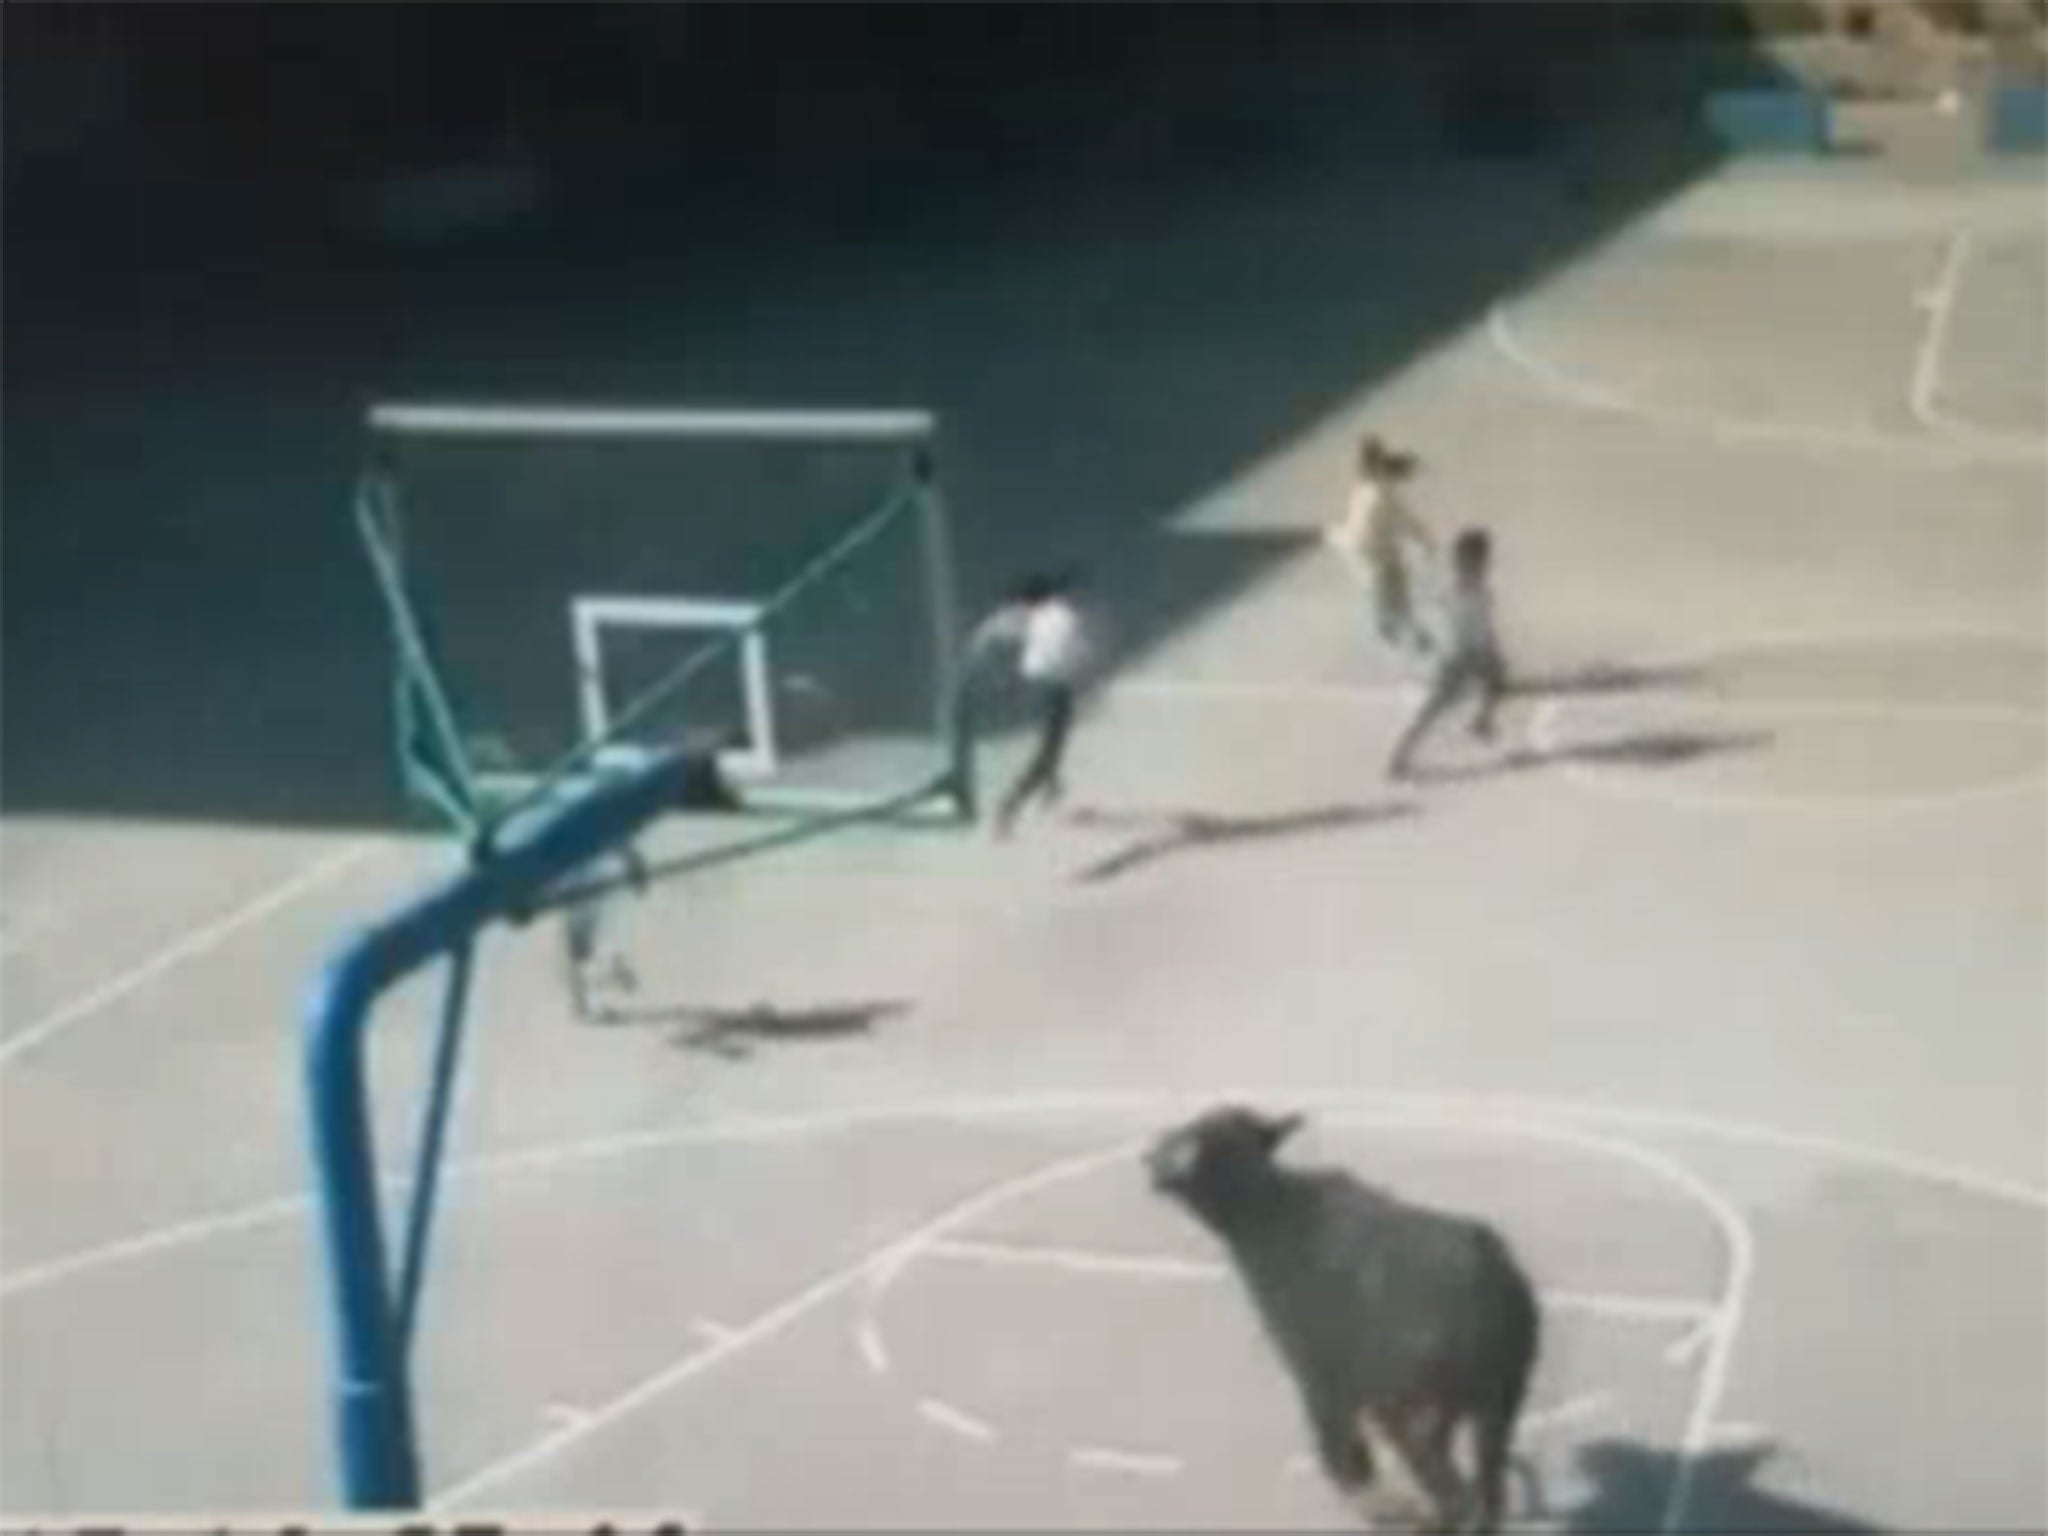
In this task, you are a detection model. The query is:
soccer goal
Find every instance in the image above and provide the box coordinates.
[305,403,977,1510]
[357,401,974,840]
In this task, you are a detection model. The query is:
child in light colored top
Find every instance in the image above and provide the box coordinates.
[1326,435,1435,655]
[966,569,1092,837]
[1387,527,1508,781]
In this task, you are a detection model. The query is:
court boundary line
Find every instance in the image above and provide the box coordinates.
[0,844,381,1071]
[1520,620,2048,814]
[916,1237,1721,1324]
[1117,675,2042,728]
[6,1084,2043,1303]
[1910,229,2048,456]
[1487,300,2044,467]
[6,1089,2041,1522]
[426,1134,1150,1510]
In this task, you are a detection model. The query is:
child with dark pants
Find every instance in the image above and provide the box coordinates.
[999,677,1077,833]
[967,569,1091,839]
[1388,528,1508,781]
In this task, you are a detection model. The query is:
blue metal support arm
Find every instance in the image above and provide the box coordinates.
[304,751,701,1509]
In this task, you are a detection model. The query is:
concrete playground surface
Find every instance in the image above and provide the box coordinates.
[4,157,2044,1530]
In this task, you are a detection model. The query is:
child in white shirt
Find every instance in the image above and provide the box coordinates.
[967,569,1091,837]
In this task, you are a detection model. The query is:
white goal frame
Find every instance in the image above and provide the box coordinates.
[571,593,778,781]
[368,402,937,443]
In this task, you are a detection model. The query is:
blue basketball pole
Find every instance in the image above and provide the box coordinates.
[305,753,701,1508]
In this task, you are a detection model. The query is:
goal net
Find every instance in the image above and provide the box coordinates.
[357,404,972,839]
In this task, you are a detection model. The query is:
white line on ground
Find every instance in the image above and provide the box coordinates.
[0,843,378,1070]
[1518,1391,1615,1438]
[0,1191,314,1298]
[856,1316,890,1374]
[1328,1114,1756,1536]
[1112,678,1415,706]
[428,1136,1147,1510]
[1664,1316,1720,1368]
[1487,302,2042,466]
[1910,231,1973,432]
[690,1319,738,1346]
[921,1239,1718,1324]
[1544,1291,1719,1324]
[917,1397,998,1444]
[1068,1445,1183,1477]
[1118,676,2042,726]
[1701,1420,1775,1452]
[1656,1265,1749,1527]
[10,1090,2021,1520]
[1519,620,2048,815]
[1909,231,2048,456]
[922,1237,1220,1281]
[9,1087,2039,1304]
[1525,691,2047,815]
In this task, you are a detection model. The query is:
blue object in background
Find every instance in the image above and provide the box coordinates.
[1703,88,1831,154]
[1987,83,2048,153]
[305,752,701,1508]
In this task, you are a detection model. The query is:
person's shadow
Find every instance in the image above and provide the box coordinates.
[1511,661,1715,700]
[1395,658,1768,786]
[1065,800,1419,884]
[1561,1439,1884,1533]
[1409,725,1774,786]
[590,999,907,1059]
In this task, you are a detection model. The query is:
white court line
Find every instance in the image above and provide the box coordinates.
[1664,1316,1719,1369]
[1525,691,2047,814]
[1117,675,2042,727]
[856,1315,890,1374]
[918,1397,998,1444]
[427,1134,1148,1510]
[10,1090,2035,1522]
[1432,1126,1756,1536]
[0,1191,313,1298]
[1911,231,1974,434]
[1518,1391,1615,1439]
[1576,698,2043,726]
[1487,302,2042,466]
[921,1237,1219,1282]
[1068,1445,1183,1478]
[1702,1420,1775,1452]
[8,1086,2042,1303]
[1910,231,2048,457]
[0,843,378,1071]
[1546,1291,1718,1324]
[1521,620,2048,815]
[1113,678,1413,707]
[921,1238,1718,1325]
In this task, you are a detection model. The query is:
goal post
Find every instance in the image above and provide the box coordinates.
[366,401,940,442]
[355,400,974,836]
[306,747,711,1508]
[305,402,983,1509]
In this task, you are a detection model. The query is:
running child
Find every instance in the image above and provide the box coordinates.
[1387,527,1509,781]
[966,569,1092,838]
